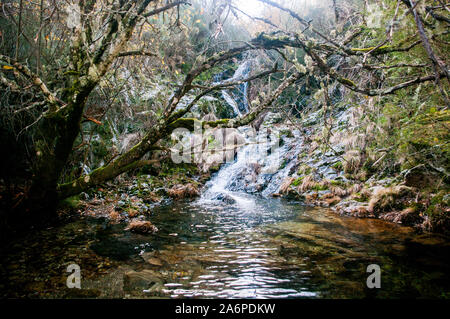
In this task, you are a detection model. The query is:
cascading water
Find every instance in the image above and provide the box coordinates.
[214,59,253,117]
[199,124,304,204]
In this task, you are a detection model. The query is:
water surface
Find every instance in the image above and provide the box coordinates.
[1,193,449,299]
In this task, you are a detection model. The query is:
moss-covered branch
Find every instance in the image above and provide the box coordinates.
[0,54,62,112]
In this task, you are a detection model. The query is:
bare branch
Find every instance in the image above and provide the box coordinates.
[117,50,157,58]
[143,1,191,18]
[0,55,63,111]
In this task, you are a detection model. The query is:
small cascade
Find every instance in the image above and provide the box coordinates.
[206,59,304,201]
[214,60,253,117]
[221,90,241,117]
[261,135,304,197]
[199,125,304,203]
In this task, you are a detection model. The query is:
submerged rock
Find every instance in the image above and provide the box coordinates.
[125,220,158,234]
[141,252,164,266]
[123,269,163,292]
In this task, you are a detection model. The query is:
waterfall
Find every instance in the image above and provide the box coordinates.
[199,125,303,205]
[214,60,253,117]
[204,59,304,203]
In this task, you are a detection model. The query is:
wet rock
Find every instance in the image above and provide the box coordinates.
[335,200,373,218]
[168,183,200,199]
[272,193,282,198]
[248,162,262,174]
[324,196,342,206]
[284,188,304,200]
[123,269,163,292]
[318,190,331,196]
[125,220,158,234]
[214,193,236,204]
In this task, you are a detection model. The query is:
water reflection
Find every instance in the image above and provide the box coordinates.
[1,195,450,298]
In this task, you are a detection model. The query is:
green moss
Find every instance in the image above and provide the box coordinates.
[291,177,304,186]
[279,159,288,170]
[332,161,343,171]
[58,195,82,209]
[338,77,356,87]
[350,45,391,53]
[329,179,347,187]
[352,192,369,202]
[311,184,329,191]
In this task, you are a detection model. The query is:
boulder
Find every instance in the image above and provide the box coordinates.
[368,185,414,214]
[214,193,236,204]
[125,220,158,234]
[168,183,200,199]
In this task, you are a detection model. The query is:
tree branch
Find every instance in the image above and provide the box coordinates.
[0,55,63,112]
[167,64,281,123]
[143,1,191,17]
[117,50,157,58]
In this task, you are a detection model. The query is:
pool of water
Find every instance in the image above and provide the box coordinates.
[1,193,449,299]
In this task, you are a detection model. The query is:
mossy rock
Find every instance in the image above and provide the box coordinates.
[311,184,329,191]
[291,177,304,187]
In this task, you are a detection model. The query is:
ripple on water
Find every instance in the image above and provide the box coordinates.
[2,190,450,298]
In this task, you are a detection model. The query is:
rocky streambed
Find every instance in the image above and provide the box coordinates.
[1,192,450,298]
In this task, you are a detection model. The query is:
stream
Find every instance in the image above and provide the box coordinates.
[1,142,450,298]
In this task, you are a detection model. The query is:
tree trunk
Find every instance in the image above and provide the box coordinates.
[22,81,95,220]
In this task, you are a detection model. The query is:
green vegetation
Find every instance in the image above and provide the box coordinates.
[0,0,447,236]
